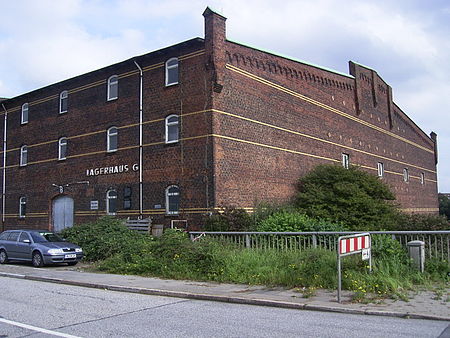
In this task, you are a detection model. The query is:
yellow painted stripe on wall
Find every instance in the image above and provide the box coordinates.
[225,64,434,154]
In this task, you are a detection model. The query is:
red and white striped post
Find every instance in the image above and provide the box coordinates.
[337,233,372,303]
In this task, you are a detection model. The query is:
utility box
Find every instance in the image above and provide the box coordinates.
[407,240,425,272]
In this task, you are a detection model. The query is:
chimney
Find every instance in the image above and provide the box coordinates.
[203,7,226,92]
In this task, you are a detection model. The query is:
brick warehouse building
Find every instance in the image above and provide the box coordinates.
[0,8,439,232]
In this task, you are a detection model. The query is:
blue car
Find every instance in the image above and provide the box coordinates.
[0,230,83,267]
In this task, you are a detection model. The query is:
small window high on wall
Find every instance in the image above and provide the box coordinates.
[60,91,68,113]
[107,75,118,101]
[165,58,179,86]
[21,103,29,124]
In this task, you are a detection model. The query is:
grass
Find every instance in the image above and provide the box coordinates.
[63,219,449,303]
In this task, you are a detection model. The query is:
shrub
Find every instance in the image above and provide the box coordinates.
[204,206,255,231]
[257,210,347,232]
[61,216,154,261]
[439,195,450,221]
[395,213,449,231]
[295,164,400,230]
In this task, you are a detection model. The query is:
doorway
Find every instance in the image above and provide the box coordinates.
[52,195,74,233]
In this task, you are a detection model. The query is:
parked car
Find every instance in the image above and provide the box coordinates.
[0,230,83,267]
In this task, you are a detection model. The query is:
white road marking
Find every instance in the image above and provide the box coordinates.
[0,317,82,338]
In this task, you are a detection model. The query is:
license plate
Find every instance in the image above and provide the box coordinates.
[64,254,76,259]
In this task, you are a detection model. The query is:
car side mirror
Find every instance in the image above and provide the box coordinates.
[23,239,31,244]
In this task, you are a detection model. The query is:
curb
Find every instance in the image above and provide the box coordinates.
[1,272,448,322]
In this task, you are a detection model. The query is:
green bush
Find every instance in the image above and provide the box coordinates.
[61,216,154,261]
[439,195,450,221]
[295,164,399,230]
[395,213,449,231]
[204,207,255,231]
[257,210,347,232]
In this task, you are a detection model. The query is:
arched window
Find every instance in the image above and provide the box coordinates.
[106,189,117,215]
[165,114,179,144]
[21,103,29,124]
[19,197,27,218]
[107,127,118,152]
[20,145,28,166]
[403,168,409,182]
[107,75,118,101]
[58,137,67,160]
[59,91,68,113]
[341,153,349,169]
[166,185,180,214]
[377,162,384,178]
[165,58,179,86]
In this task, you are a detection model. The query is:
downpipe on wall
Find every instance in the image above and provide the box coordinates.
[133,60,144,219]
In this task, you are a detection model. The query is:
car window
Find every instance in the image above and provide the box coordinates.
[0,232,9,240]
[19,232,31,242]
[7,232,20,242]
[30,232,65,243]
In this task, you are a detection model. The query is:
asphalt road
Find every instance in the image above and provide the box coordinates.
[0,277,448,338]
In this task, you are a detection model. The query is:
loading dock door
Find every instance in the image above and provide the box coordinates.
[52,196,74,233]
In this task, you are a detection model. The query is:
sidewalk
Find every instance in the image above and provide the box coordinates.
[0,263,448,321]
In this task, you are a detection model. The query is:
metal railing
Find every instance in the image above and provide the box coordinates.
[189,231,450,261]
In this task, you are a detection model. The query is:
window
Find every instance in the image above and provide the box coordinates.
[377,162,384,178]
[421,173,425,185]
[166,185,180,214]
[19,197,27,218]
[19,232,30,243]
[107,127,118,152]
[58,137,67,160]
[123,187,132,210]
[106,189,117,215]
[165,115,179,143]
[165,58,179,86]
[342,153,349,169]
[20,145,28,166]
[59,91,68,113]
[107,75,118,101]
[21,103,29,124]
[403,168,409,182]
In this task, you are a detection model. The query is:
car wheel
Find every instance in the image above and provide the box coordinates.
[67,262,78,266]
[0,250,8,264]
[32,252,44,268]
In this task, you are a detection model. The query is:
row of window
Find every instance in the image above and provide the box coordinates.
[18,185,180,218]
[19,58,179,124]
[19,115,180,166]
[341,153,425,184]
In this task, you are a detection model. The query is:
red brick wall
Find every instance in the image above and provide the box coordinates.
[204,9,438,214]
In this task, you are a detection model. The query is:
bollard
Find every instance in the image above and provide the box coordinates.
[151,224,164,237]
[407,240,425,273]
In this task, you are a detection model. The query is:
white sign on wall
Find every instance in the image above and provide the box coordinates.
[86,163,139,177]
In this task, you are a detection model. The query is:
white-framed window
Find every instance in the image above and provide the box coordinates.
[19,197,27,218]
[107,126,118,152]
[58,137,67,160]
[20,145,28,166]
[107,75,118,101]
[166,185,180,215]
[377,162,384,178]
[165,115,179,144]
[165,58,179,86]
[21,103,29,124]
[59,90,68,113]
[421,173,425,185]
[106,189,117,215]
[342,153,349,169]
[403,168,409,182]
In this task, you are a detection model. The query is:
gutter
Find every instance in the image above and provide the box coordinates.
[1,103,7,230]
[133,60,144,218]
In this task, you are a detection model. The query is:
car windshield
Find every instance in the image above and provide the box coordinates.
[30,232,65,243]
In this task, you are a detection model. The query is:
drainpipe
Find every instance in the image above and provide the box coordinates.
[1,103,7,229]
[133,60,144,219]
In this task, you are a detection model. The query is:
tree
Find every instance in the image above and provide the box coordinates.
[295,164,399,230]
[439,195,450,221]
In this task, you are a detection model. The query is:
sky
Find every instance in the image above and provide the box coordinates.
[0,0,449,192]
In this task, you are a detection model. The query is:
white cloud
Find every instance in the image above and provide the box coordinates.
[1,0,449,191]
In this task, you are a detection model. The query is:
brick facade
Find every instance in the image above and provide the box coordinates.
[0,8,438,232]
